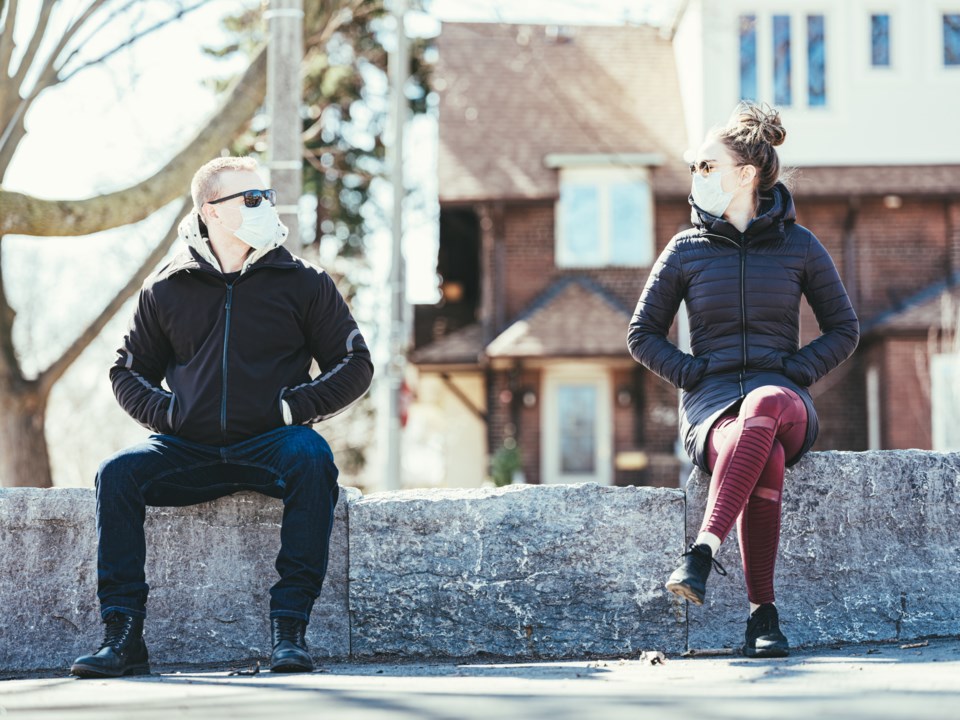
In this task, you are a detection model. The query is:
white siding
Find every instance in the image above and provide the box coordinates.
[674,0,960,165]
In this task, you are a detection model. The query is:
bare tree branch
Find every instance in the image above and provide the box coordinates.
[0,277,21,384]
[0,0,113,170]
[307,0,368,47]
[0,44,267,237]
[0,0,20,80]
[57,0,207,85]
[30,0,111,93]
[10,0,56,93]
[0,108,24,178]
[36,196,190,399]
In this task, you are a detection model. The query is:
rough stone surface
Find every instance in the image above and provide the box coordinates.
[0,487,356,673]
[348,482,686,659]
[684,451,960,651]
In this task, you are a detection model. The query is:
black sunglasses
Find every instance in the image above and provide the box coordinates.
[208,188,277,208]
[688,161,717,176]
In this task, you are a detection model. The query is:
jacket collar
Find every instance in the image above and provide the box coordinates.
[164,212,299,278]
[690,181,796,244]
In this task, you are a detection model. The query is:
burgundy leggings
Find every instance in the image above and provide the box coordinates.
[700,385,808,605]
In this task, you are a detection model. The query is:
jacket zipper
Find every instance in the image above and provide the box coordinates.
[221,284,234,436]
[739,235,747,397]
[702,231,749,396]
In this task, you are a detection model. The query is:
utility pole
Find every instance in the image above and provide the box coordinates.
[383,0,409,491]
[265,0,303,243]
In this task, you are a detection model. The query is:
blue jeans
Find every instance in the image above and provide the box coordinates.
[95,426,340,623]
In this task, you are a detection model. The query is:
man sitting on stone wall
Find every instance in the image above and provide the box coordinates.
[70,157,373,678]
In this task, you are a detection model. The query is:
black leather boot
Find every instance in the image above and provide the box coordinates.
[270,616,313,673]
[70,612,150,678]
[743,603,790,658]
[664,543,727,605]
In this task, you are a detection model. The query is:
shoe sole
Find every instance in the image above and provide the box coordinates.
[270,662,314,673]
[743,645,790,659]
[664,580,705,605]
[70,663,151,679]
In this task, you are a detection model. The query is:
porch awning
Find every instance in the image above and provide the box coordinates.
[486,278,632,359]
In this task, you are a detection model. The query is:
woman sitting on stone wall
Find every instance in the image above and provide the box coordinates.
[627,101,859,658]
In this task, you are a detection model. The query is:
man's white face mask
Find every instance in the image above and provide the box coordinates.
[234,203,281,250]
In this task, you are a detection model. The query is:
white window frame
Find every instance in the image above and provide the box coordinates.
[737,6,835,112]
[555,166,655,269]
[931,352,960,451]
[541,363,612,486]
[936,6,960,69]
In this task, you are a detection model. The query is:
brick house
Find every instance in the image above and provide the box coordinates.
[408,7,960,488]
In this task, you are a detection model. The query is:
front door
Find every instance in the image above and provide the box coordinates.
[541,365,612,485]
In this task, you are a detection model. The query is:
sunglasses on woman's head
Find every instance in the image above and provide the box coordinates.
[208,188,277,208]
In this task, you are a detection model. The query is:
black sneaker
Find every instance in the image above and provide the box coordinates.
[270,617,313,673]
[743,603,790,658]
[70,612,150,678]
[665,543,727,605]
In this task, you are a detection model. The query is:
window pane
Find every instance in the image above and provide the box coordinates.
[773,15,792,106]
[931,353,960,451]
[557,384,596,474]
[559,184,600,265]
[807,15,826,106]
[871,14,891,66]
[739,14,758,101]
[945,14,960,66]
[609,182,652,266]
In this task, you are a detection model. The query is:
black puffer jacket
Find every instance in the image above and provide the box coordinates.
[110,214,373,446]
[627,182,859,472]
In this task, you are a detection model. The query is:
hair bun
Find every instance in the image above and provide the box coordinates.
[730,101,786,147]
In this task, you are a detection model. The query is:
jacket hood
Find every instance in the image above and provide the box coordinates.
[176,211,289,274]
[689,181,797,242]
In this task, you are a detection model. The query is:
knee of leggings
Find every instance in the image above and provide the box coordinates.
[742,385,792,420]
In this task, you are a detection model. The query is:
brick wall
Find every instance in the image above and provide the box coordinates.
[501,199,691,322]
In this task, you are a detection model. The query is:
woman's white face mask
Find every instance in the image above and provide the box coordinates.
[691,167,739,217]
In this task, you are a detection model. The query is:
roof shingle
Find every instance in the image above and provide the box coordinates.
[486,278,632,358]
[436,22,691,203]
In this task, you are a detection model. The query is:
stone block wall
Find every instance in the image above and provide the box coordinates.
[0,487,356,673]
[1,450,958,673]
[686,451,960,650]
[348,483,685,658]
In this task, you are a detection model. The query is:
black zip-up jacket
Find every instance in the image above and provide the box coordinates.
[627,182,859,471]
[111,225,373,446]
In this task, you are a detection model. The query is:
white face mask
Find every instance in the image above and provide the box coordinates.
[691,168,737,218]
[233,203,282,250]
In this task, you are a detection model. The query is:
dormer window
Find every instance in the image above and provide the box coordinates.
[546,156,658,269]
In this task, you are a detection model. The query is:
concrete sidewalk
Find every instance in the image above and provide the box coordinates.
[2,638,959,720]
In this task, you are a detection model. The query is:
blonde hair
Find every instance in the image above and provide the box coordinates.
[191,156,260,214]
[713,101,787,192]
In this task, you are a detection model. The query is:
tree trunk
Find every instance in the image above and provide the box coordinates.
[0,385,52,488]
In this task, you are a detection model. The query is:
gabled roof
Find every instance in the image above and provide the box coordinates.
[435,22,690,204]
[409,322,485,366]
[486,277,632,358]
[863,274,960,335]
